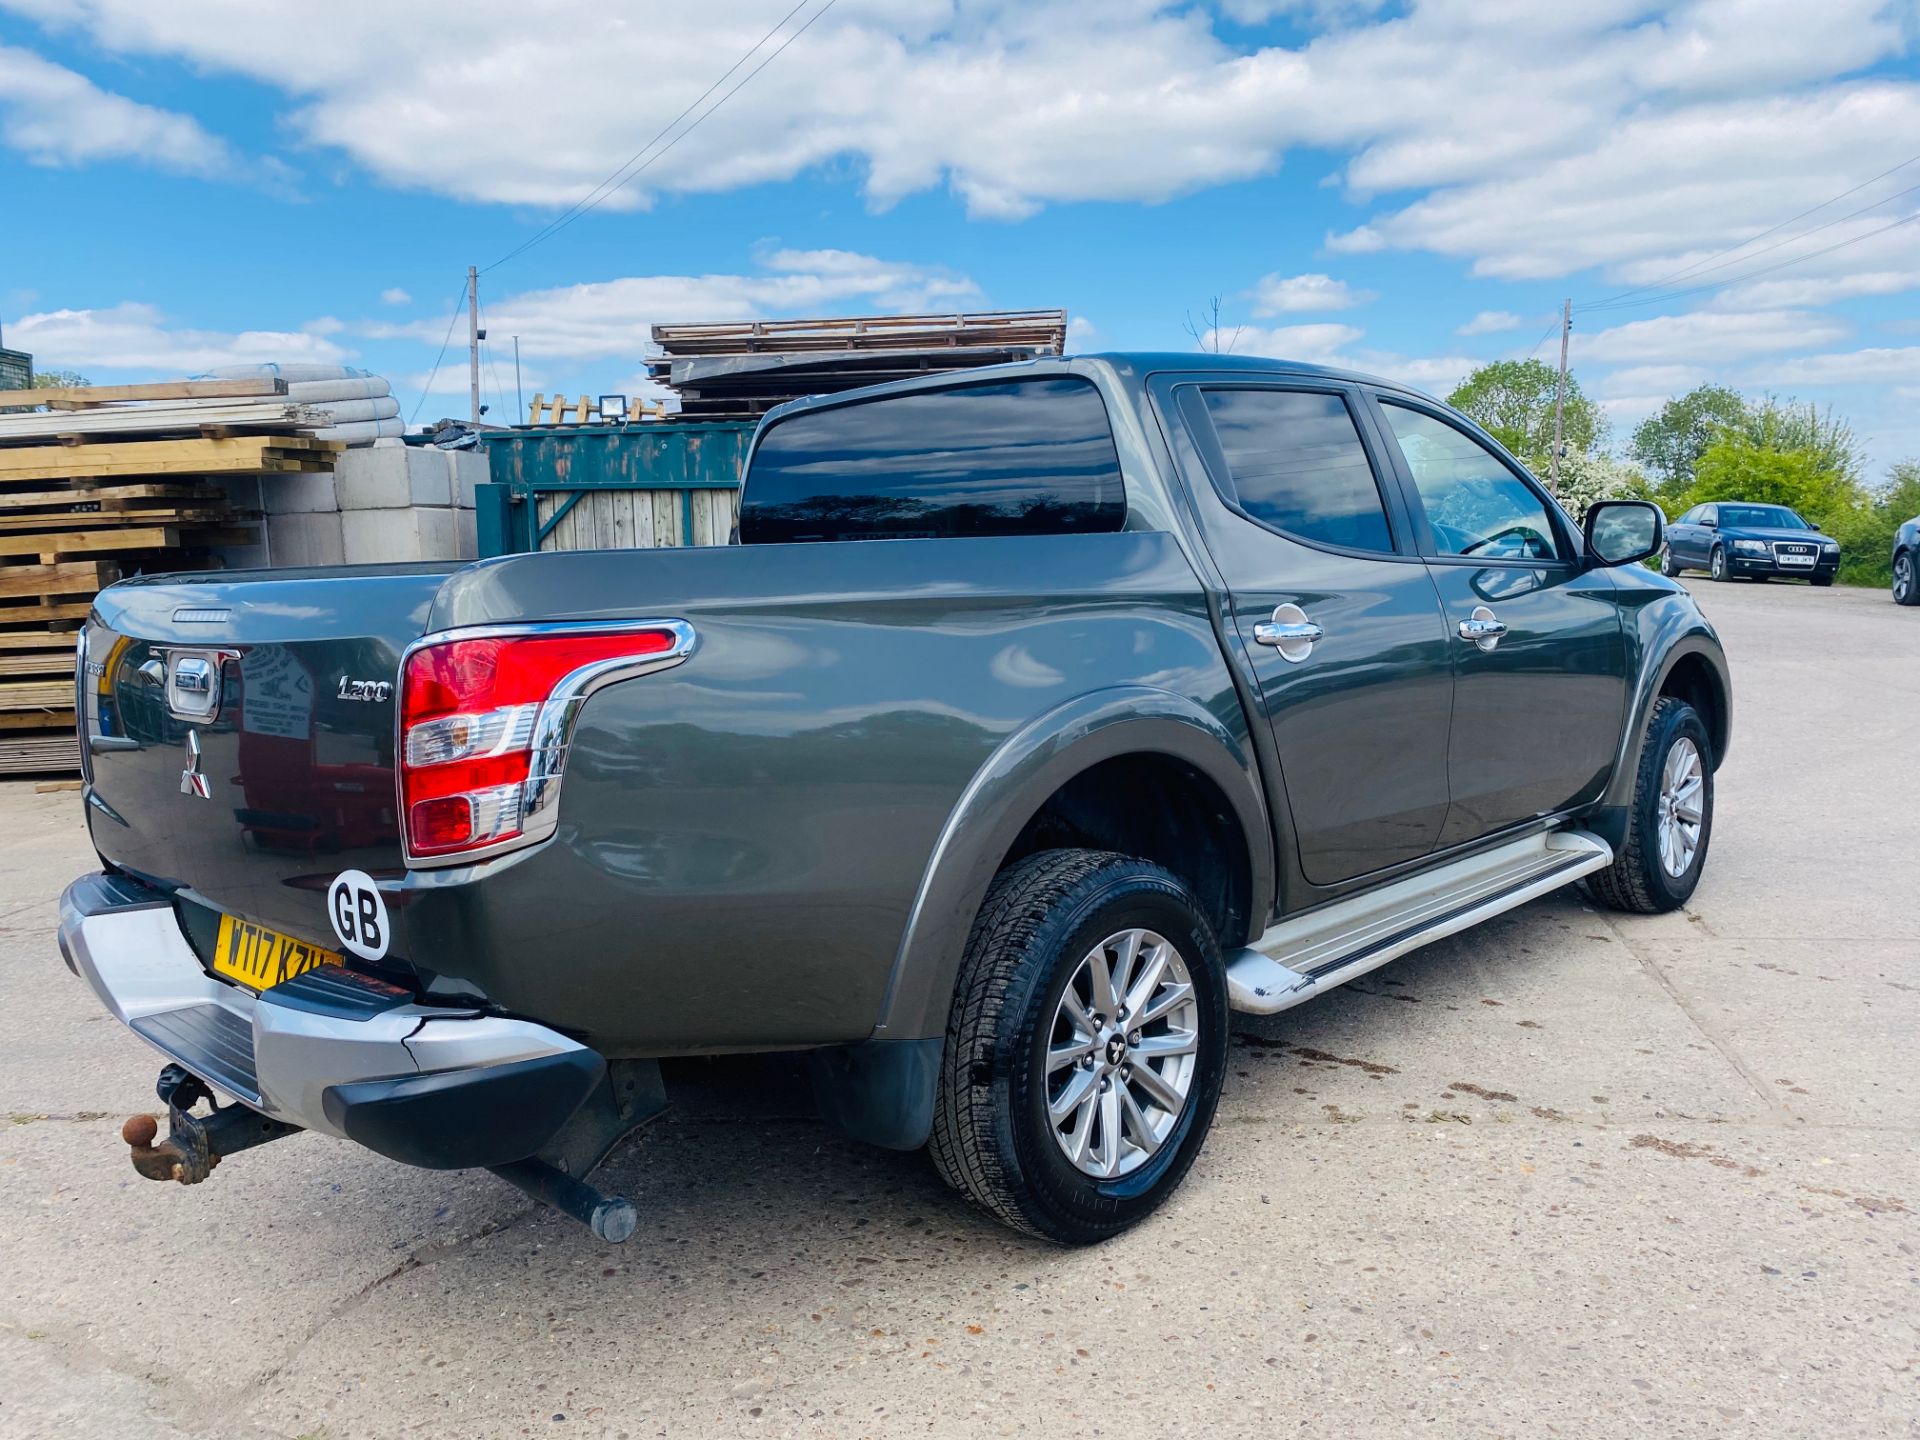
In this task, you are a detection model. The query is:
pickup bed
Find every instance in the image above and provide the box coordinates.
[59,354,1730,1243]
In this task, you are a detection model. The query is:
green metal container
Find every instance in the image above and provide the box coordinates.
[476,421,756,557]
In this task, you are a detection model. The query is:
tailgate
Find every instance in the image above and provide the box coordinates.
[78,565,454,948]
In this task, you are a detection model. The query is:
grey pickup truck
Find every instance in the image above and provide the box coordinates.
[59,354,1730,1245]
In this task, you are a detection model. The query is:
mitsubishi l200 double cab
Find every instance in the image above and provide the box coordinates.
[60,355,1728,1244]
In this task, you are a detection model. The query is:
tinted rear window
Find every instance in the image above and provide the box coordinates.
[739,377,1126,543]
[1195,388,1393,553]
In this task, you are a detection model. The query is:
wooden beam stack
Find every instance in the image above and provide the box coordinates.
[646,309,1069,420]
[0,377,345,775]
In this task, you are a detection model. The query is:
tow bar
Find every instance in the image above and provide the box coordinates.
[121,1064,299,1184]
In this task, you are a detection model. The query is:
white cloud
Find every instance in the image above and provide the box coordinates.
[0,43,233,175]
[379,287,412,306]
[1220,320,1472,395]
[363,250,981,364]
[1457,310,1524,336]
[1248,272,1374,315]
[1594,364,1713,398]
[7,301,352,373]
[1578,309,1852,365]
[1709,269,1920,312]
[7,0,1910,235]
[1219,322,1366,363]
[1761,346,1920,386]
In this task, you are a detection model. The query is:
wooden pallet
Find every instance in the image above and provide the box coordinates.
[0,628,79,651]
[0,378,287,409]
[0,560,117,602]
[0,652,76,677]
[0,708,73,731]
[0,435,341,483]
[0,733,80,774]
[0,679,75,711]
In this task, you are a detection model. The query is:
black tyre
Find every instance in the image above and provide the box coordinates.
[1896,550,1919,606]
[1583,697,1713,915]
[929,849,1228,1244]
[1708,545,1730,582]
[1658,544,1681,578]
[1812,574,1834,588]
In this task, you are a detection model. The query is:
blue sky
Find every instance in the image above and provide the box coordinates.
[1,0,1916,477]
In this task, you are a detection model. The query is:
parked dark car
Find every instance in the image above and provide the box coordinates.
[1661,501,1839,585]
[1893,515,1919,605]
[58,354,1730,1246]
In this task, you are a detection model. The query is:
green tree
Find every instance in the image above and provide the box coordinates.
[1684,432,1860,525]
[1737,396,1864,483]
[1629,384,1746,497]
[1447,358,1607,467]
[28,369,91,390]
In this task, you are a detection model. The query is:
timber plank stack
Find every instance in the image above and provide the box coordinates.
[0,376,342,775]
[647,309,1068,420]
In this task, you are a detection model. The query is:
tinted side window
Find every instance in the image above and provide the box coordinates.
[1196,388,1394,553]
[739,378,1125,543]
[1378,402,1561,562]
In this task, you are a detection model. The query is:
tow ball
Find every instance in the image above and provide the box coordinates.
[121,1064,300,1184]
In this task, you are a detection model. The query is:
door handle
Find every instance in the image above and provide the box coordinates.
[1457,606,1507,651]
[1253,603,1323,663]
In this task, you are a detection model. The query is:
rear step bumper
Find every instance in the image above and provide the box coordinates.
[57,871,604,1171]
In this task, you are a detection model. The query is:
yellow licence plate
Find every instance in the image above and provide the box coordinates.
[212,915,339,992]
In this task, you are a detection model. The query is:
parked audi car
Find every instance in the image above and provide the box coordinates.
[1661,502,1839,585]
[1894,515,1919,606]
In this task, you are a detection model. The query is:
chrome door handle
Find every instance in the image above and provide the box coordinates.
[1458,606,1507,651]
[1254,621,1324,646]
[1253,603,1323,663]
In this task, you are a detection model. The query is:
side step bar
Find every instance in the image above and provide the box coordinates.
[1226,829,1613,1015]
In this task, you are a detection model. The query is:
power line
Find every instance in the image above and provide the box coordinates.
[1578,208,1920,315]
[408,275,471,426]
[1580,179,1920,315]
[1580,152,1920,311]
[480,0,831,276]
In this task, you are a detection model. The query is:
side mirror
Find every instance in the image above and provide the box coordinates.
[1699,516,1717,529]
[1584,500,1665,568]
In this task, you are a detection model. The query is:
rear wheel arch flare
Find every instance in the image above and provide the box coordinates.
[877,691,1273,1041]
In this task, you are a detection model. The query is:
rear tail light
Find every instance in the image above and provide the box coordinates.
[397,621,693,864]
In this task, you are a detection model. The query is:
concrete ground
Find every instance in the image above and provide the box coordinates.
[1,577,1915,1439]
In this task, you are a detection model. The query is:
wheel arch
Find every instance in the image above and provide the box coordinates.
[1601,622,1733,814]
[872,686,1274,1043]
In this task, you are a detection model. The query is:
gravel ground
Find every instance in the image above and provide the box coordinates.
[1,576,1915,1439]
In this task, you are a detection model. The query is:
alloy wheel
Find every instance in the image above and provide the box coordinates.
[1656,736,1705,878]
[1897,553,1914,604]
[1044,928,1199,1179]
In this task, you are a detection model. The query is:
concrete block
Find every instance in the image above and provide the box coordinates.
[446,449,486,510]
[266,512,345,568]
[455,506,477,560]
[342,506,462,564]
[335,444,450,510]
[262,471,339,514]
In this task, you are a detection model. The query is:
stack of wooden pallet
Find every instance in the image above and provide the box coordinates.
[0,377,341,775]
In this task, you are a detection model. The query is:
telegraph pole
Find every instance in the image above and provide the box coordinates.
[1549,297,1571,489]
[467,264,481,424]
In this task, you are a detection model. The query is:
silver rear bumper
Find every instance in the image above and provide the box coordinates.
[57,873,586,1140]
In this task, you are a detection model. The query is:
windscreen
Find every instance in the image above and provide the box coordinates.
[1718,505,1806,530]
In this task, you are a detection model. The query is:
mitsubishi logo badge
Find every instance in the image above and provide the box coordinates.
[180,730,210,799]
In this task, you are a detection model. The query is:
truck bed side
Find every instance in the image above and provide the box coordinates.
[398,531,1247,1053]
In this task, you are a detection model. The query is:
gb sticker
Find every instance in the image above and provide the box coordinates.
[327,869,391,961]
